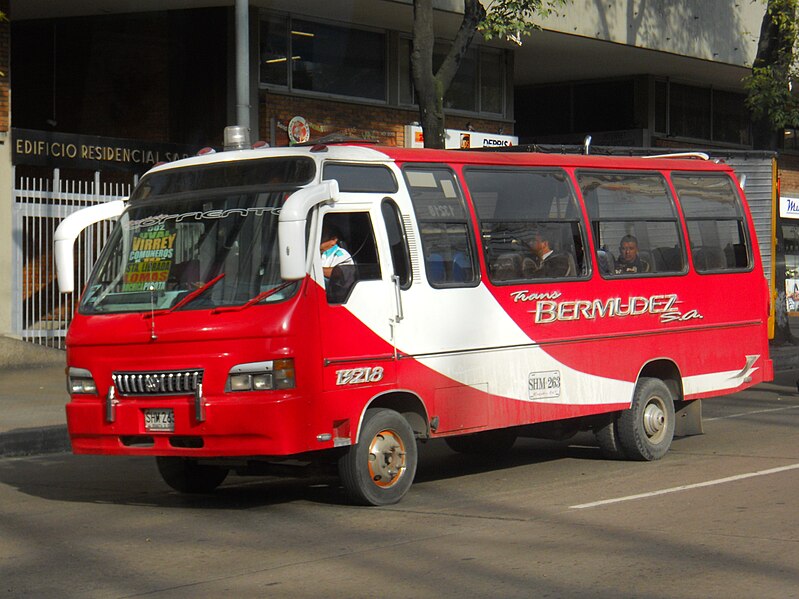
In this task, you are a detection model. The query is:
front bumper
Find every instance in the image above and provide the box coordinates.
[66,392,311,457]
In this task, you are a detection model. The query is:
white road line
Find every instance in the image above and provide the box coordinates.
[569,463,799,510]
[704,405,799,421]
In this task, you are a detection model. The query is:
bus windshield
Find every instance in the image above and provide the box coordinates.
[80,188,298,314]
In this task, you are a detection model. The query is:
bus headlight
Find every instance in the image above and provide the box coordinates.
[68,367,98,394]
[226,359,295,392]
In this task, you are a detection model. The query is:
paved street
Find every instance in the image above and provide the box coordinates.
[2,371,799,598]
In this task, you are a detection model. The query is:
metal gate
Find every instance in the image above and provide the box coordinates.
[12,168,133,348]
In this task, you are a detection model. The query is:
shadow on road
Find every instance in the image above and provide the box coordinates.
[0,436,605,510]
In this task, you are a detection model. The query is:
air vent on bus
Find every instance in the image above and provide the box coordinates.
[112,370,204,396]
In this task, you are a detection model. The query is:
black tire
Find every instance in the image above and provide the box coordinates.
[616,377,675,461]
[594,413,626,459]
[445,428,517,456]
[338,408,417,506]
[156,456,229,493]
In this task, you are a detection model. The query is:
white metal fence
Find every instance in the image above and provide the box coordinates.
[12,168,132,348]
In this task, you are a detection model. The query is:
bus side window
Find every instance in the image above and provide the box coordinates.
[578,171,686,278]
[671,173,752,273]
[403,167,478,288]
[320,212,381,304]
[463,167,587,283]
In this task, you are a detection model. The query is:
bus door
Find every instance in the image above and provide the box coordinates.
[315,202,400,394]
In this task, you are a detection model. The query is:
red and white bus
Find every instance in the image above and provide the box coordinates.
[55,128,773,505]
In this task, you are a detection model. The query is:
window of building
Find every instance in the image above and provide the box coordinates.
[399,39,506,116]
[669,84,711,140]
[671,173,751,273]
[713,90,750,145]
[784,128,799,151]
[260,16,386,102]
[465,167,587,282]
[578,172,686,277]
[516,79,636,140]
[403,166,478,287]
[655,81,751,145]
[480,50,504,114]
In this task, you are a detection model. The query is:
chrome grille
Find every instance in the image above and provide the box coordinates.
[112,369,203,396]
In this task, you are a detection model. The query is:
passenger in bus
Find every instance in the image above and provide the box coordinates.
[615,235,651,274]
[320,224,354,279]
[529,229,571,278]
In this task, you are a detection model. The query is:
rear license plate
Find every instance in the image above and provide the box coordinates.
[144,408,174,432]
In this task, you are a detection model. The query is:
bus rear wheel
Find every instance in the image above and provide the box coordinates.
[338,408,417,506]
[616,377,675,461]
[156,456,229,493]
[594,415,626,459]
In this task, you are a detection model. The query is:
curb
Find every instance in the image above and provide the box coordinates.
[0,425,71,458]
[0,336,65,370]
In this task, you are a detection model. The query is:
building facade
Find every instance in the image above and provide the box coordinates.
[3,0,799,339]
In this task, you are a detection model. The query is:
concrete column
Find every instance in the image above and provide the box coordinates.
[0,135,12,336]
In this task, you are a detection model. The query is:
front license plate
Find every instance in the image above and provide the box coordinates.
[144,408,174,432]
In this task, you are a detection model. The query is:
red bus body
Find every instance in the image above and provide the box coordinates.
[61,144,773,503]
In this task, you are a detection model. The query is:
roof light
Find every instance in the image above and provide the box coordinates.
[197,147,216,156]
[224,126,250,151]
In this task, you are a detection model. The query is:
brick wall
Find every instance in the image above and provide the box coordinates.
[0,0,9,133]
[261,91,510,148]
[779,154,799,195]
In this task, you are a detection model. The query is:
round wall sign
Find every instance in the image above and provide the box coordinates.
[288,116,310,144]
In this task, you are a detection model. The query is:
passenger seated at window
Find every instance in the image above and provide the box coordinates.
[615,235,650,274]
[527,228,571,278]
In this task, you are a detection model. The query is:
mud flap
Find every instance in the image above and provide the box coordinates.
[674,399,703,437]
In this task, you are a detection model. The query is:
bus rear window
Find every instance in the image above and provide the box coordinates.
[672,173,751,272]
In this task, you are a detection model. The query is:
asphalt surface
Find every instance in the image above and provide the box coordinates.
[0,335,797,458]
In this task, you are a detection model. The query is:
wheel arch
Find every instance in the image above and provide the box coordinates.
[637,358,700,437]
[356,390,430,443]
[637,358,683,403]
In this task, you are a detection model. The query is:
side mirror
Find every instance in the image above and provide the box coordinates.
[54,200,127,293]
[279,180,339,280]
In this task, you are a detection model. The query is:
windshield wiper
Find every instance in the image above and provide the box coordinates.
[166,273,226,313]
[211,280,296,313]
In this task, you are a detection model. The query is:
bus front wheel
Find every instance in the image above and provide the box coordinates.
[616,377,675,461]
[338,408,418,506]
[156,456,228,493]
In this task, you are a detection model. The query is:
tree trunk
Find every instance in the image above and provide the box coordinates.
[411,0,483,149]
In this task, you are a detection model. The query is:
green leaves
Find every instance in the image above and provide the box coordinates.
[744,0,799,129]
[478,0,567,44]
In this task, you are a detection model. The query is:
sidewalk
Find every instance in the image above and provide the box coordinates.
[0,337,69,457]
[0,335,798,458]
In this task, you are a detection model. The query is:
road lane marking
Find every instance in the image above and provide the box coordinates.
[570,463,799,510]
[704,405,799,421]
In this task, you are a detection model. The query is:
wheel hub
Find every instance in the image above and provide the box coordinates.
[367,429,407,488]
[643,398,666,442]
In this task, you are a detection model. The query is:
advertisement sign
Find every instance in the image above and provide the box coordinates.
[404,125,517,149]
[780,196,799,219]
[12,128,197,173]
[123,223,177,292]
